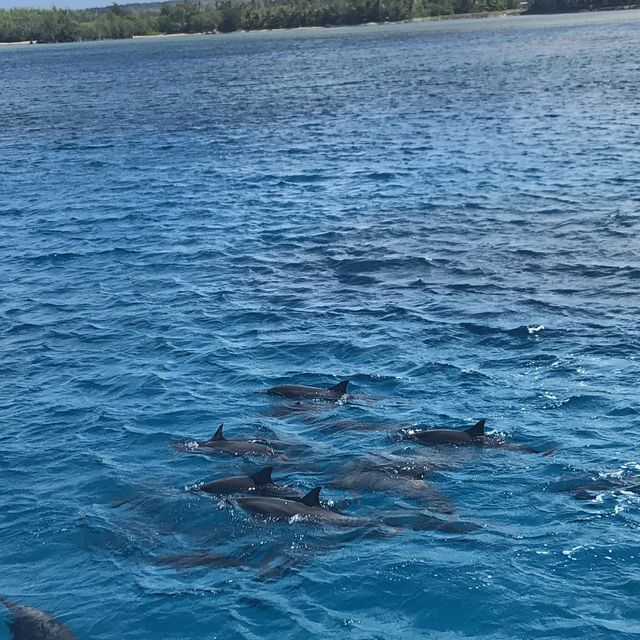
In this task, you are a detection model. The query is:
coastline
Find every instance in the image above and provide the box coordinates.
[1,6,639,46]
[0,10,524,47]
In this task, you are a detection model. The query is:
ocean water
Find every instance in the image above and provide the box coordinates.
[1,10,640,639]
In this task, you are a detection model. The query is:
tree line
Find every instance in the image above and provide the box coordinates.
[0,0,523,44]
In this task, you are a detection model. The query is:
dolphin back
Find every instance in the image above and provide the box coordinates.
[1,597,78,640]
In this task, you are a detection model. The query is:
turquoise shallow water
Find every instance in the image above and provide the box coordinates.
[1,11,640,639]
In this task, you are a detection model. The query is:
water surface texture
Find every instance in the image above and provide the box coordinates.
[1,11,640,639]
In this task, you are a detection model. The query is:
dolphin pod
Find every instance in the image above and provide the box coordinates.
[174,383,556,534]
[1,596,77,640]
[6,377,568,632]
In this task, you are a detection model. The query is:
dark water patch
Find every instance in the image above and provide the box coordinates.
[606,405,639,417]
[4,321,44,335]
[335,272,379,286]
[458,322,549,342]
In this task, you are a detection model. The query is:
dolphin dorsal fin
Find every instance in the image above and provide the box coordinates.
[211,424,225,441]
[301,486,322,507]
[330,380,349,394]
[250,467,274,486]
[465,419,485,438]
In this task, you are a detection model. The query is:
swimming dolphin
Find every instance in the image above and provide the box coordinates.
[573,484,640,501]
[328,468,456,514]
[194,467,302,499]
[266,380,349,401]
[324,419,408,432]
[404,419,552,454]
[153,551,244,569]
[235,486,373,527]
[264,401,329,419]
[1,596,78,640]
[406,419,487,445]
[196,467,275,494]
[176,424,276,457]
[551,476,640,501]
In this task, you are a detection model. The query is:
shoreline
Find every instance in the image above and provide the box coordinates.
[0,10,524,47]
[1,6,639,46]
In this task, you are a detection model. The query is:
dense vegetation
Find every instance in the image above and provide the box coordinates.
[0,0,521,43]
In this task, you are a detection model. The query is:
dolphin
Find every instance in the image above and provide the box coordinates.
[352,452,447,477]
[153,551,244,569]
[406,419,487,445]
[266,380,350,401]
[235,486,373,527]
[404,419,552,454]
[1,596,78,640]
[328,468,456,514]
[194,467,302,499]
[176,424,276,457]
[573,484,640,501]
[264,401,328,419]
[377,511,482,534]
[551,476,640,501]
[324,419,408,432]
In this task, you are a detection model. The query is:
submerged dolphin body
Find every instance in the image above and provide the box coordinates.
[1,596,78,640]
[405,419,552,454]
[177,424,276,457]
[264,401,328,419]
[328,468,456,514]
[551,476,640,501]
[153,551,244,569]
[194,467,302,499]
[235,487,374,527]
[326,420,407,432]
[266,380,350,401]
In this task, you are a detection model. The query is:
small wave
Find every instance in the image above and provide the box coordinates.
[506,325,545,338]
[26,251,84,263]
[335,273,378,286]
[328,256,432,275]
[545,394,611,412]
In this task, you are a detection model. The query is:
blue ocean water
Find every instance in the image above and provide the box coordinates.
[1,10,640,639]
